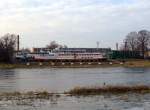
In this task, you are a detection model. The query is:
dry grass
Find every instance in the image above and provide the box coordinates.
[0,91,60,100]
[0,85,149,99]
[124,60,150,67]
[67,85,150,96]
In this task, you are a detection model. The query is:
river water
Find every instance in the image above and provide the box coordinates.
[0,67,150,110]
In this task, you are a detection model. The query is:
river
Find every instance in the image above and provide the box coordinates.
[0,67,150,110]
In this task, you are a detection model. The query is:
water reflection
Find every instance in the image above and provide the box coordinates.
[0,67,150,92]
[121,68,150,85]
[0,69,18,92]
[0,93,149,110]
[0,69,16,79]
[1,68,150,110]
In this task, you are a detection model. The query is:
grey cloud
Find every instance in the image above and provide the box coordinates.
[0,0,150,48]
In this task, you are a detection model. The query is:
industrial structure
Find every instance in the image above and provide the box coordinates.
[15,35,146,63]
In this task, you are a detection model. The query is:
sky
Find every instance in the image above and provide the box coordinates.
[0,0,150,49]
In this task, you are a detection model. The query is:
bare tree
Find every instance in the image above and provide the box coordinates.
[119,43,126,51]
[20,48,31,53]
[46,41,59,50]
[63,45,68,48]
[125,32,138,51]
[0,33,17,63]
[120,39,131,51]
[137,30,150,58]
[46,41,67,50]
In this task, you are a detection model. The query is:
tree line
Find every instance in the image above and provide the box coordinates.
[0,30,150,63]
[46,41,67,50]
[0,33,17,63]
[0,34,67,63]
[122,30,150,58]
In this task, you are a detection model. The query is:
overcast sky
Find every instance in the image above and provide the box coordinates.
[0,0,150,49]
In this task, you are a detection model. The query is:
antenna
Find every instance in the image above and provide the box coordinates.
[96,41,100,49]
[116,43,119,50]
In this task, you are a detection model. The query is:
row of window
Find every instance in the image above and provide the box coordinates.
[59,54,101,56]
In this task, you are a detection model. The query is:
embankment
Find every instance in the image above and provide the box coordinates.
[0,60,150,69]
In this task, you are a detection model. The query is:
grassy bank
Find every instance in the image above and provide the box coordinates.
[124,60,150,67]
[0,60,150,69]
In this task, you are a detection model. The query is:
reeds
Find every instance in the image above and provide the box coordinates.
[0,91,60,100]
[67,85,150,95]
[0,85,149,99]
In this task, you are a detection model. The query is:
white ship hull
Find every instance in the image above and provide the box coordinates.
[31,52,105,61]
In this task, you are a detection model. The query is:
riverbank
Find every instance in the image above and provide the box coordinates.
[0,60,150,69]
[0,86,149,110]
